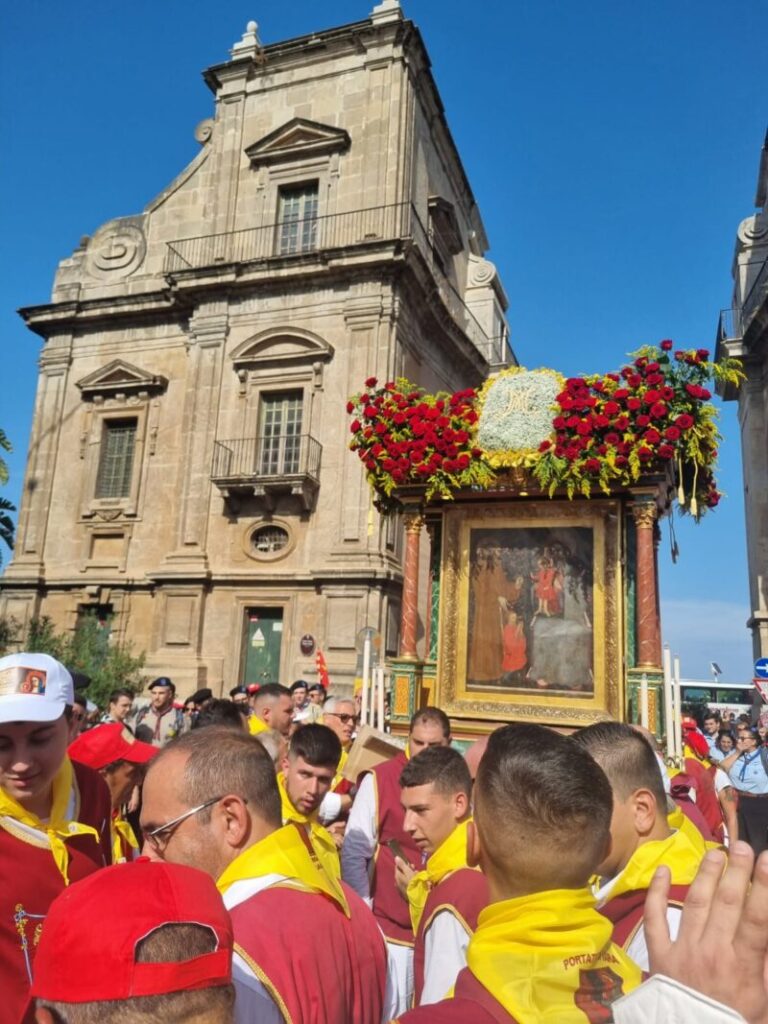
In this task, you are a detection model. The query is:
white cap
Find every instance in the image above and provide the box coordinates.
[0,653,74,724]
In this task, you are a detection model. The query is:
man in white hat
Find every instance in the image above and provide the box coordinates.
[0,651,112,1024]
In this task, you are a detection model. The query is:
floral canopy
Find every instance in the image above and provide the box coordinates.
[347,341,743,519]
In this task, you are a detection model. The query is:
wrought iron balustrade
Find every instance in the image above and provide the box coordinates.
[212,433,322,482]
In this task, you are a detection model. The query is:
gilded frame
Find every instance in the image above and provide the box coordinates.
[436,500,623,727]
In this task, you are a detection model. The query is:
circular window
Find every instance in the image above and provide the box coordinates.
[251,525,290,555]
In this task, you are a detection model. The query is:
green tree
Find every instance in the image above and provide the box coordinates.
[0,429,15,564]
[0,615,20,656]
[24,615,146,710]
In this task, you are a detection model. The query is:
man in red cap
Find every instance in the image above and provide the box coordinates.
[0,652,112,1024]
[676,716,726,843]
[140,726,388,1024]
[31,858,235,1024]
[69,722,157,862]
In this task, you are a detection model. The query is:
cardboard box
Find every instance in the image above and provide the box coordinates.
[341,724,405,783]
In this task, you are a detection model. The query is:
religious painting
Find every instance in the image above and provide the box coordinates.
[466,526,594,694]
[437,501,622,727]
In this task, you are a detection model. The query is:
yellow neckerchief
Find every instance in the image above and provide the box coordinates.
[667,804,720,854]
[248,715,268,736]
[277,772,341,882]
[217,822,349,915]
[0,757,99,884]
[111,811,139,864]
[598,826,704,904]
[407,818,475,933]
[331,747,349,791]
[467,888,642,1021]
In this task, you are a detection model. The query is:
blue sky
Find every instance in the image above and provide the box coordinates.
[1,1,763,680]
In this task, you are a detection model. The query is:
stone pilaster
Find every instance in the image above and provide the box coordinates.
[4,336,72,580]
[160,302,228,575]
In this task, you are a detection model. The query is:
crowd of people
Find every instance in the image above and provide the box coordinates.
[1,648,768,1023]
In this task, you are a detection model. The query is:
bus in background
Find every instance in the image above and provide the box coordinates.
[680,680,754,720]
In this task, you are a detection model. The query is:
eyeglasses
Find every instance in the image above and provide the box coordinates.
[144,796,224,853]
[325,712,356,725]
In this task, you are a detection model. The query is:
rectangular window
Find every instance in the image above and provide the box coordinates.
[95,419,137,498]
[259,392,303,475]
[277,183,318,255]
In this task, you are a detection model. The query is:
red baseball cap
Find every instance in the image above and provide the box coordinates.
[69,723,158,770]
[32,859,233,1002]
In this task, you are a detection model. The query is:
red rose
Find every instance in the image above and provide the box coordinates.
[607,373,620,382]
[393,412,406,425]
[554,445,566,457]
[698,387,712,400]
[350,419,361,433]
[363,428,373,439]
[466,411,478,424]
[346,401,355,414]
[576,421,593,436]
[471,448,482,457]
[602,401,620,416]
[628,374,642,387]
[660,340,674,351]
[565,447,581,462]
[604,432,620,445]
[645,362,660,373]
[637,446,653,461]
[642,389,661,405]
[584,397,597,408]
[674,351,684,361]
[539,440,552,452]
[364,405,377,418]
[664,426,680,441]
[374,422,387,435]
[636,415,650,427]
[706,492,720,507]
[657,444,675,459]
[661,386,675,400]
[457,454,470,469]
[615,416,629,430]
[626,397,642,411]
[696,348,710,360]
[650,402,667,419]
[613,389,629,400]
[384,381,395,390]
[645,373,664,386]
[382,458,396,472]
[615,455,628,468]
[584,458,601,473]
[366,459,376,470]
[643,429,661,444]
[675,414,694,429]
[365,376,378,388]
[371,443,384,456]
[634,357,648,368]
[566,377,586,391]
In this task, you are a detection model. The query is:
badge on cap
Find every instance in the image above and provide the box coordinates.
[0,666,48,697]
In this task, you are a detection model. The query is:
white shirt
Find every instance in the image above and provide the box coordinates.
[341,772,378,905]
[420,910,472,1005]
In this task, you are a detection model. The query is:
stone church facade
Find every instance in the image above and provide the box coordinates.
[1,2,511,693]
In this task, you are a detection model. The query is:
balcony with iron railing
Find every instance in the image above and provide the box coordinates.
[164,202,511,367]
[717,255,768,348]
[211,433,322,512]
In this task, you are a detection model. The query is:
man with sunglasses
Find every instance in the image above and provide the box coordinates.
[316,697,357,825]
[139,726,388,1024]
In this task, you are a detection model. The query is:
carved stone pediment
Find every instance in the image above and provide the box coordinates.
[76,360,168,400]
[231,328,334,368]
[245,117,350,167]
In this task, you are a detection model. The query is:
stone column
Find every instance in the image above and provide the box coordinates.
[632,501,662,669]
[399,511,424,658]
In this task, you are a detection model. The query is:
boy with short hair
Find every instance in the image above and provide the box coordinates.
[396,723,641,1022]
[572,720,705,969]
[396,745,489,1006]
[0,652,112,1023]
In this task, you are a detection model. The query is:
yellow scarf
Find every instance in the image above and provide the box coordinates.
[467,888,642,1022]
[407,818,475,933]
[600,826,704,903]
[217,822,349,915]
[111,812,139,864]
[666,805,720,855]
[331,747,349,791]
[277,772,341,882]
[0,757,99,884]
[248,715,268,736]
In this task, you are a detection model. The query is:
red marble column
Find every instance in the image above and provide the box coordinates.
[400,512,424,659]
[633,502,662,669]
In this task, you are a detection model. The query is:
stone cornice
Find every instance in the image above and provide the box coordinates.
[19,291,184,338]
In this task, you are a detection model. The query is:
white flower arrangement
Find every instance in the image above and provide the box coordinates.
[477,369,562,465]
